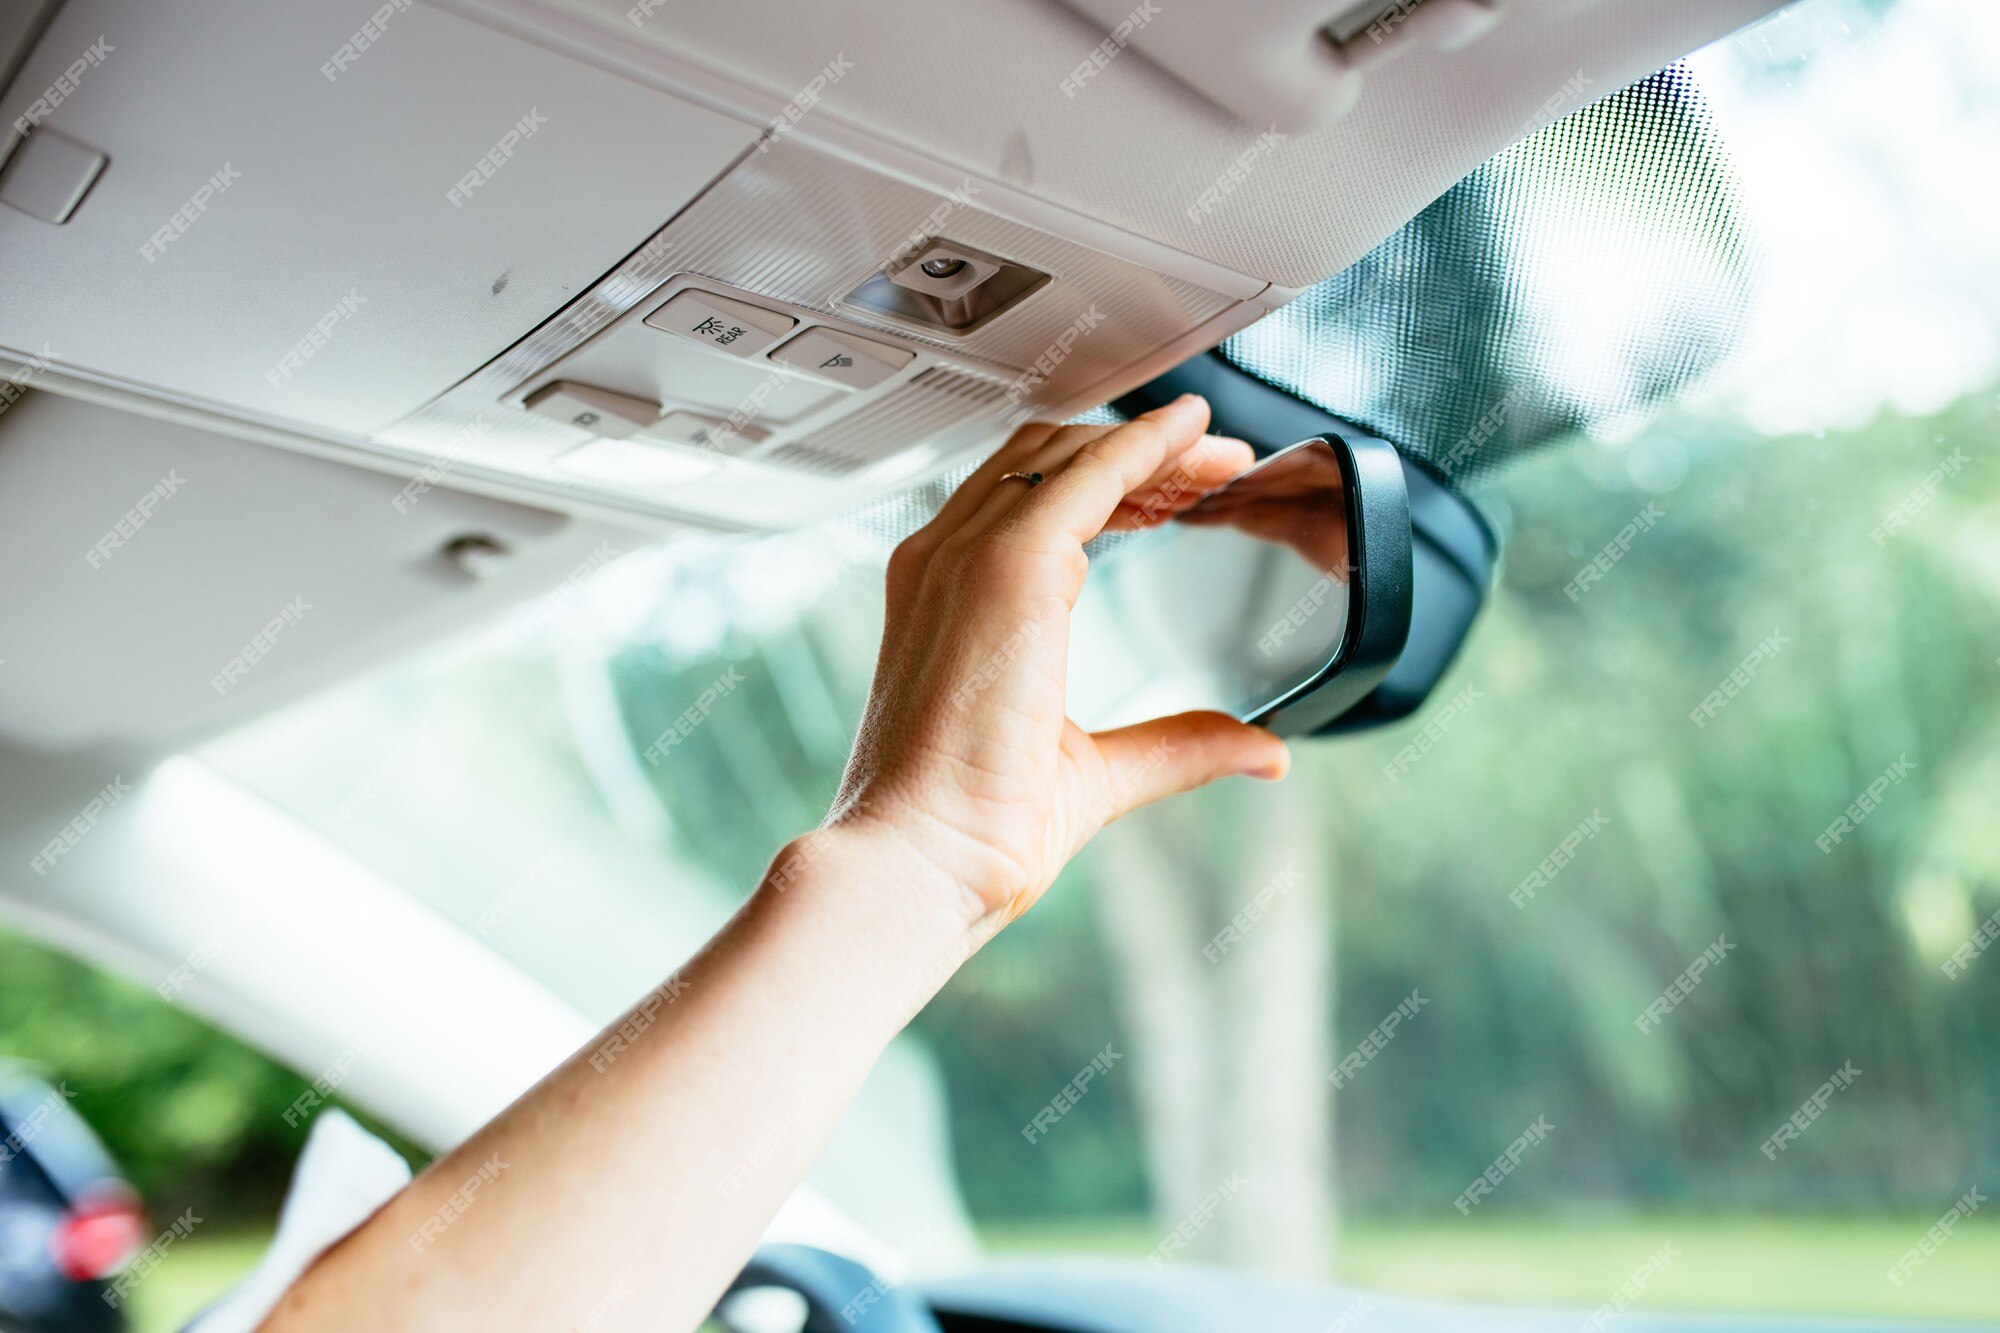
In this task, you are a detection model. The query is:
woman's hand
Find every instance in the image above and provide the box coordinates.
[819,394,1292,940]
[258,395,1294,1333]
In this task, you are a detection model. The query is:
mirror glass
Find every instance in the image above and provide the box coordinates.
[1067,438,1353,730]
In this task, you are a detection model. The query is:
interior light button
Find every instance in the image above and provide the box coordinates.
[767,327,915,390]
[644,289,797,357]
[643,410,766,453]
[523,380,661,438]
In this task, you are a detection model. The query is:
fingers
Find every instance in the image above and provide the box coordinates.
[954,423,1120,537]
[1091,711,1290,824]
[912,399,1236,562]
[1103,435,1254,532]
[1128,433,1251,499]
[975,429,1249,539]
[1013,423,1228,493]
[1009,395,1213,547]
[977,425,1249,535]
[900,420,1065,562]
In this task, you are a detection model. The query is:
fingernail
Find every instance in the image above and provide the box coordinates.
[1255,744,1291,781]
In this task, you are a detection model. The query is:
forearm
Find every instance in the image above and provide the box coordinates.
[257,398,1278,1331]
[261,826,977,1333]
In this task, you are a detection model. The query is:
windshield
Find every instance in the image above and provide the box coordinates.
[183,0,2000,1320]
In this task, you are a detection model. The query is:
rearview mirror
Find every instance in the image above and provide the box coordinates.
[1067,433,1413,737]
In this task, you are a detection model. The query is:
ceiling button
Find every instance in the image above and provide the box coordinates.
[642,410,766,454]
[0,130,107,225]
[522,380,661,438]
[767,327,915,391]
[643,289,797,357]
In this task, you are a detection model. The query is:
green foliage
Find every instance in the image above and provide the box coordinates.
[1310,395,2000,1213]
[0,930,309,1219]
[597,391,2000,1226]
[980,1213,2000,1321]
[0,929,420,1223]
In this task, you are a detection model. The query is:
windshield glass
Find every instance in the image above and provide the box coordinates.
[196,0,2000,1318]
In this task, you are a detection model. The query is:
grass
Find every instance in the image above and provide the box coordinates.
[978,1214,2000,1323]
[124,1214,2000,1330]
[126,1230,269,1333]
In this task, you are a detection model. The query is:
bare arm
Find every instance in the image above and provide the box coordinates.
[260,394,1289,1332]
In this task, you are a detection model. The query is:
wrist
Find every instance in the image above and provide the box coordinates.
[754,822,996,978]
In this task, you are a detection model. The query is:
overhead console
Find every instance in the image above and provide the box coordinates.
[0,0,1787,533]
[377,139,1253,529]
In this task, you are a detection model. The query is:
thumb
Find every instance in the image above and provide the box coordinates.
[1091,711,1291,823]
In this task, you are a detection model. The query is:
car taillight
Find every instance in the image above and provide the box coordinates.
[49,1192,146,1282]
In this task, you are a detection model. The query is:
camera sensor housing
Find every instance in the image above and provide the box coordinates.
[843,238,1049,335]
